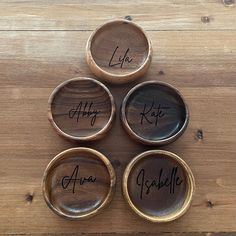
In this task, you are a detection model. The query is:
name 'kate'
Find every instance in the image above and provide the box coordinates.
[140,100,170,126]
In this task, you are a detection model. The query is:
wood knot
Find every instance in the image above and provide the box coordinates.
[158,70,165,75]
[25,193,34,203]
[124,15,132,21]
[196,129,203,140]
[201,16,210,23]
[206,200,214,208]
[223,0,235,6]
[74,69,80,74]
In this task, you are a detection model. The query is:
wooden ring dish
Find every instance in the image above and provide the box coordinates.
[48,77,115,142]
[86,19,152,84]
[42,147,116,220]
[121,81,189,145]
[122,150,195,223]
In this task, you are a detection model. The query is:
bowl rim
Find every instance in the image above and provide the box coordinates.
[42,147,116,220]
[86,19,152,84]
[120,80,189,145]
[48,77,116,141]
[122,149,195,223]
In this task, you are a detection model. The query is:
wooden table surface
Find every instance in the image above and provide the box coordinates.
[0,0,236,235]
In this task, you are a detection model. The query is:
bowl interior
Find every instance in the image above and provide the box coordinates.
[50,79,112,139]
[44,149,112,218]
[90,21,149,76]
[124,83,187,143]
[126,152,190,220]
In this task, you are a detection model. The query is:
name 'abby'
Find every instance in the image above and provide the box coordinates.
[140,100,170,126]
[68,101,100,126]
[136,167,183,199]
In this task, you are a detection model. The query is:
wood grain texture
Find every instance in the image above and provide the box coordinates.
[0,0,236,31]
[123,150,194,223]
[0,31,236,88]
[42,147,115,220]
[48,77,115,141]
[121,81,188,145]
[0,0,236,235]
[86,19,151,83]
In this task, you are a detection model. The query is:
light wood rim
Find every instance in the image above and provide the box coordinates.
[48,77,116,141]
[122,150,195,223]
[86,19,152,84]
[120,80,189,145]
[42,147,116,220]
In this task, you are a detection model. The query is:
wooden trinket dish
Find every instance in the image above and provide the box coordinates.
[86,19,152,84]
[121,81,189,145]
[42,147,116,220]
[48,77,115,142]
[122,150,195,223]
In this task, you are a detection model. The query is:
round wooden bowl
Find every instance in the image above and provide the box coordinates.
[48,77,115,142]
[86,19,152,84]
[121,81,189,145]
[42,147,116,220]
[122,150,195,223]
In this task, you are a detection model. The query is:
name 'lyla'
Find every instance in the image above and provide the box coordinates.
[109,46,133,68]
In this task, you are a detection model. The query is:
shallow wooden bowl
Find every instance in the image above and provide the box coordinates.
[48,77,115,142]
[122,150,195,223]
[121,81,189,145]
[42,147,116,220]
[86,19,152,84]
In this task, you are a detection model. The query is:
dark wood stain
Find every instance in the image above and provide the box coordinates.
[121,82,188,145]
[86,20,151,83]
[122,150,195,222]
[49,78,115,141]
[127,153,188,218]
[43,148,115,219]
